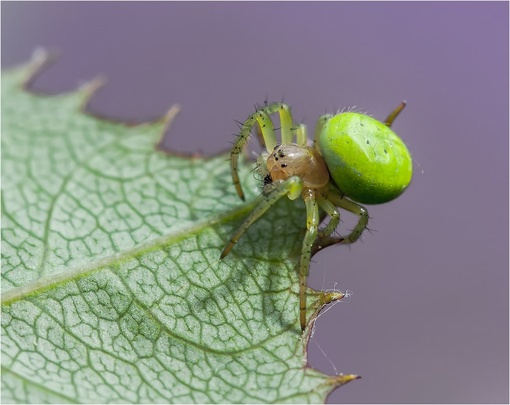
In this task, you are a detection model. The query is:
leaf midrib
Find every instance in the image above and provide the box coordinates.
[1,197,260,306]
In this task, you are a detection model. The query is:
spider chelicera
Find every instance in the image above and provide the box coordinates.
[220,101,413,331]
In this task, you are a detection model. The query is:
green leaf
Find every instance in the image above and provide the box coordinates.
[1,51,358,403]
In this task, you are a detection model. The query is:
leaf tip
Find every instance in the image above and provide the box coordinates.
[301,290,347,341]
[323,373,361,399]
[17,48,59,88]
[162,103,181,128]
[329,373,362,387]
[155,103,182,148]
[318,290,346,307]
[30,47,56,66]
[78,75,108,110]
[322,373,361,402]
[80,75,108,96]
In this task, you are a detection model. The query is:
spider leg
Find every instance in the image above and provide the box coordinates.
[294,123,307,146]
[317,194,340,238]
[253,103,295,148]
[231,110,275,200]
[384,101,406,127]
[313,189,369,253]
[300,189,320,331]
[275,103,293,144]
[230,103,294,200]
[220,176,303,259]
[253,122,266,150]
[313,114,333,149]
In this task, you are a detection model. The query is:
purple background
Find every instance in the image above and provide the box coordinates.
[2,2,508,403]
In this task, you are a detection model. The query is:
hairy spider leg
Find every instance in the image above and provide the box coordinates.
[294,123,307,146]
[253,122,266,149]
[230,103,294,200]
[384,101,407,127]
[257,120,306,146]
[278,103,294,144]
[220,176,303,259]
[253,104,299,149]
[313,114,333,149]
[231,111,274,201]
[313,190,369,253]
[316,195,340,238]
[299,189,320,331]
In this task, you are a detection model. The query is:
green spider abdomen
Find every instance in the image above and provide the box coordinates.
[319,112,413,204]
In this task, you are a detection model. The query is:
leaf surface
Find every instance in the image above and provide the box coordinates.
[1,52,357,403]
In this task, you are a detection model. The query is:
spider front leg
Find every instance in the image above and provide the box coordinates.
[230,103,294,200]
[313,114,333,149]
[220,176,303,259]
[299,189,320,331]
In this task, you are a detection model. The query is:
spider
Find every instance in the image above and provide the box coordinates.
[220,101,412,331]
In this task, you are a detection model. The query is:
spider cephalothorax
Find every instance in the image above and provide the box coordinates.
[220,101,412,331]
[266,144,329,189]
